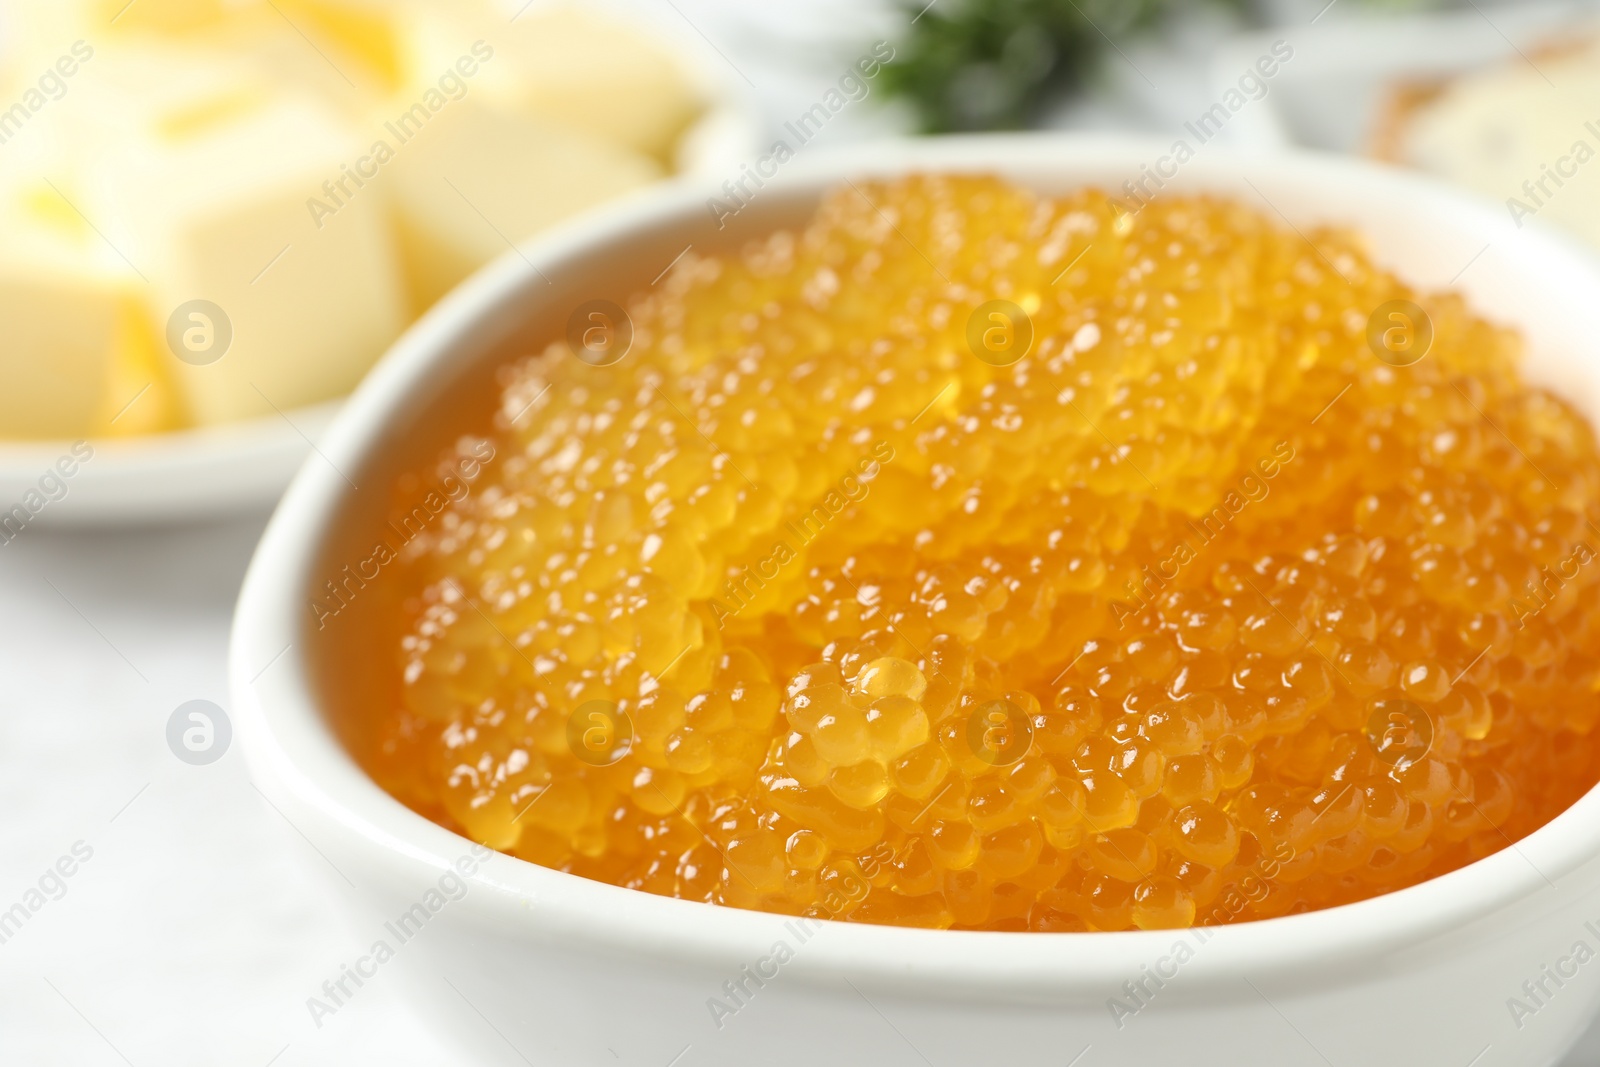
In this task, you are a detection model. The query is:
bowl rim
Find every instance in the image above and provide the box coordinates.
[231,131,1600,995]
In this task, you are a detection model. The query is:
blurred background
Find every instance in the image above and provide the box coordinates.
[3,0,1600,1062]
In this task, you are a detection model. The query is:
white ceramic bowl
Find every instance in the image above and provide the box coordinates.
[231,134,1600,1067]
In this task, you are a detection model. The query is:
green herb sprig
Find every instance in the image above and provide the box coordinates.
[877,0,1253,132]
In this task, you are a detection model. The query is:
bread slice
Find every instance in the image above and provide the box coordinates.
[1373,35,1600,246]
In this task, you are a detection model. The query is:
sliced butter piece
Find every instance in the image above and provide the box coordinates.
[385,98,660,310]
[49,39,274,160]
[0,183,172,439]
[271,0,408,91]
[51,0,401,99]
[181,3,395,117]
[81,91,406,425]
[86,0,238,34]
[400,3,704,163]
[0,5,93,61]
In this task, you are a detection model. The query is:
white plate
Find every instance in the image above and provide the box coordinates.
[0,21,761,528]
[0,402,342,526]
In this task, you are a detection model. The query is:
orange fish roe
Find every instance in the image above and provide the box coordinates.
[361,175,1600,932]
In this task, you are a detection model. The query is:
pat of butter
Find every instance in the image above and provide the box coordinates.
[91,0,404,93]
[0,6,92,59]
[0,184,170,439]
[87,0,238,34]
[181,4,395,118]
[400,3,704,163]
[54,42,270,145]
[385,98,660,310]
[22,1,399,106]
[270,0,407,91]
[80,88,407,425]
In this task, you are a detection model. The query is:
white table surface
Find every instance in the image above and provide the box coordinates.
[4,1,1600,1063]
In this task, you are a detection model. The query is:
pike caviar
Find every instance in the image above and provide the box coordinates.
[362,175,1600,931]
